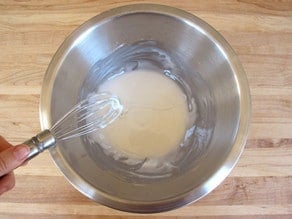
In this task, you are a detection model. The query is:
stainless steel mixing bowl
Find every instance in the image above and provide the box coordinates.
[40,4,251,213]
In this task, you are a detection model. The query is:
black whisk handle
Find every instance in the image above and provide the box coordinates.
[23,129,56,161]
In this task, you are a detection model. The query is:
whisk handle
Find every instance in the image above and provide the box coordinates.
[23,129,56,161]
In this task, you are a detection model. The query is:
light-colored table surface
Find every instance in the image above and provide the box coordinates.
[0,0,291,218]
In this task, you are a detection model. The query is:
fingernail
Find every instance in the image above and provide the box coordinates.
[13,145,30,160]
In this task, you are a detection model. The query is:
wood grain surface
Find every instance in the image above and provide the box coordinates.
[0,0,291,218]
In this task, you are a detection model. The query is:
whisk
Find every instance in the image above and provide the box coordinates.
[23,92,123,161]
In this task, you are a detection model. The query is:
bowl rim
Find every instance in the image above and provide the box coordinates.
[40,3,251,213]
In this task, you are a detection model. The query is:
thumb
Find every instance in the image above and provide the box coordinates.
[0,145,30,177]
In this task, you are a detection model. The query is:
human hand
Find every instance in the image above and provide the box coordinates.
[0,136,30,195]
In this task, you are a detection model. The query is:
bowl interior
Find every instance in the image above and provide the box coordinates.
[41,4,250,213]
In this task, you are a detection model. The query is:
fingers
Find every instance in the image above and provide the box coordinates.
[0,135,13,152]
[0,145,30,177]
[0,172,15,195]
[0,138,30,196]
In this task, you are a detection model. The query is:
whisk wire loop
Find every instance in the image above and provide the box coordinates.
[50,92,123,141]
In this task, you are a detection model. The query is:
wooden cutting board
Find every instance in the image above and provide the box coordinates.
[0,0,291,218]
